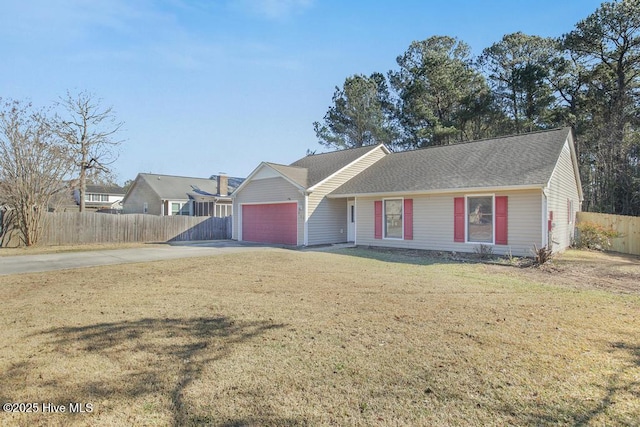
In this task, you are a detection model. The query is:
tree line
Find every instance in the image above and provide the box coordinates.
[0,91,122,246]
[313,0,640,216]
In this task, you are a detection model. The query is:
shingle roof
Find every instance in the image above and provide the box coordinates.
[210,175,245,191]
[85,184,125,195]
[139,173,243,199]
[331,128,572,196]
[290,144,384,188]
[266,163,308,188]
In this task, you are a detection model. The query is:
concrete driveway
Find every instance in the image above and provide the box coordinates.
[0,241,272,276]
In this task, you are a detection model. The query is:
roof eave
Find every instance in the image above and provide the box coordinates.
[121,173,142,205]
[231,162,307,197]
[543,129,584,201]
[327,184,544,199]
[307,144,390,191]
[567,130,584,201]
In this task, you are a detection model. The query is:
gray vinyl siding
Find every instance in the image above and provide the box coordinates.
[503,191,544,255]
[546,140,581,252]
[233,177,304,244]
[307,147,387,245]
[356,190,543,257]
[123,178,162,215]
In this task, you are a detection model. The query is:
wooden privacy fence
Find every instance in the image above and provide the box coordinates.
[38,212,232,246]
[576,212,640,256]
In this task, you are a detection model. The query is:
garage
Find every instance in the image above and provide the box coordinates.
[242,203,298,245]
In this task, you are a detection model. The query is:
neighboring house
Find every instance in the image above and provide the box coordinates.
[73,184,126,211]
[123,173,243,217]
[232,127,583,255]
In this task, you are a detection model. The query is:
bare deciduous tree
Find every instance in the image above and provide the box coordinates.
[0,100,74,246]
[55,91,123,212]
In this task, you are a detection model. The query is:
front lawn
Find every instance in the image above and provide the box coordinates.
[1,249,638,426]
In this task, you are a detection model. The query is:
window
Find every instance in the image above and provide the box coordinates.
[85,194,109,202]
[215,204,232,218]
[455,196,507,245]
[170,202,191,216]
[384,199,403,239]
[350,204,355,223]
[171,202,181,215]
[194,201,213,216]
[467,196,493,243]
[375,199,412,240]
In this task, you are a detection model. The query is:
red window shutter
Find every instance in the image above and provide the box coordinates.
[374,200,382,239]
[404,199,413,240]
[495,196,508,245]
[454,197,465,242]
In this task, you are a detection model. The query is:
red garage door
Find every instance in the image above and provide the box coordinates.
[242,203,297,245]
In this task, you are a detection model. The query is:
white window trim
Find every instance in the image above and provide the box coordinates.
[465,194,496,245]
[567,198,574,225]
[170,201,180,216]
[383,197,404,240]
[169,201,190,216]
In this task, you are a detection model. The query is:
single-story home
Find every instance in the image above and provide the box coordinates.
[123,173,244,217]
[232,127,583,256]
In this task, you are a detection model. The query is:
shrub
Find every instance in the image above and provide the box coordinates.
[532,244,553,266]
[574,221,620,251]
[474,244,494,260]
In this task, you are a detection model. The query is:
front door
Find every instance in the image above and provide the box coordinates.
[347,200,355,242]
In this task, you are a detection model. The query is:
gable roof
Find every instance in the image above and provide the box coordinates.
[266,163,308,189]
[85,184,126,195]
[331,127,574,197]
[234,144,387,195]
[135,173,243,200]
[290,144,387,188]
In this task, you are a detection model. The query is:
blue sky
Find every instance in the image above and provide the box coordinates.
[1,0,603,184]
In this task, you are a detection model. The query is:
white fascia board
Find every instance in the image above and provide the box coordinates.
[232,162,306,197]
[228,162,269,196]
[566,132,584,201]
[326,184,543,199]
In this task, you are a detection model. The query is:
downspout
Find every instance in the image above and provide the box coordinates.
[542,188,549,248]
[304,192,309,246]
[354,197,357,246]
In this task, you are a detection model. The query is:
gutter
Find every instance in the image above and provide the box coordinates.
[327,184,544,199]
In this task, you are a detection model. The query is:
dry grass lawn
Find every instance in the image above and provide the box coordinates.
[0,242,151,257]
[0,248,638,426]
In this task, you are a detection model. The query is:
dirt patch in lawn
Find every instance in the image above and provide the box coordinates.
[342,247,640,295]
[1,249,638,426]
[535,250,640,294]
